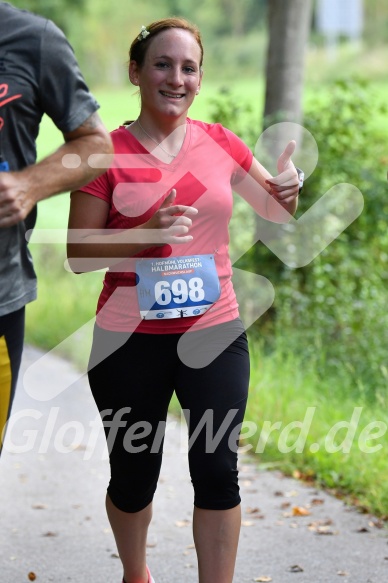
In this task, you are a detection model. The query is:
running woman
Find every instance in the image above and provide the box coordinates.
[67,17,300,583]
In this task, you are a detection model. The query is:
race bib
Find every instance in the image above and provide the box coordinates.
[136,254,220,320]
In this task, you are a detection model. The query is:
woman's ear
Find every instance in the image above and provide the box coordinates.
[129,60,139,86]
[196,68,204,94]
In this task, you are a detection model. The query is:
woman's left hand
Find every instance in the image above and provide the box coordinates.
[265,140,299,205]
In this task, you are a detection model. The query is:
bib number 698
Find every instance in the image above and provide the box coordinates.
[155,277,205,305]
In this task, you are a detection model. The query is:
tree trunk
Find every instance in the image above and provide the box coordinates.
[263,0,312,127]
[252,0,312,268]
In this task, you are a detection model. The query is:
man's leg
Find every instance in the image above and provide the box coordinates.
[0,307,25,454]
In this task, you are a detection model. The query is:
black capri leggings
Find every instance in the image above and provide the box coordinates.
[88,318,250,513]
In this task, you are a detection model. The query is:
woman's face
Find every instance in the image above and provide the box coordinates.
[130,28,203,122]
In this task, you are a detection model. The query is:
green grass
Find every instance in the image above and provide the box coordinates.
[245,343,388,516]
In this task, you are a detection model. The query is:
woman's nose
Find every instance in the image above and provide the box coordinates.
[167,67,183,86]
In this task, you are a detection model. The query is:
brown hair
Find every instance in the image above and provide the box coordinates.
[129,17,204,69]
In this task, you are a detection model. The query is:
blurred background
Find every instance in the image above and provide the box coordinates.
[10,0,388,85]
[9,0,388,516]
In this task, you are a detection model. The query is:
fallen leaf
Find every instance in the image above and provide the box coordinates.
[273,490,284,497]
[246,507,261,514]
[288,565,304,573]
[285,490,299,498]
[356,527,369,533]
[337,571,349,576]
[74,444,87,451]
[293,469,315,482]
[111,553,119,559]
[241,520,254,527]
[31,504,47,510]
[311,498,324,506]
[28,573,36,581]
[42,532,57,537]
[308,519,336,535]
[369,519,384,529]
[292,506,311,516]
[309,518,333,528]
[280,501,291,509]
[254,576,272,582]
[315,526,335,535]
[175,519,191,527]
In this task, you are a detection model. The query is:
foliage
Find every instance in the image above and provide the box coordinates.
[207,87,259,148]
[209,78,388,399]
[273,78,388,399]
[162,0,267,36]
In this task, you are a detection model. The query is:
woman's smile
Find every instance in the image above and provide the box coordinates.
[160,91,185,99]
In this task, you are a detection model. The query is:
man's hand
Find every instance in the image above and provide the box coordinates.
[0,171,32,227]
[0,111,112,228]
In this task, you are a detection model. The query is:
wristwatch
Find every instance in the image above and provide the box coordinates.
[295,167,304,194]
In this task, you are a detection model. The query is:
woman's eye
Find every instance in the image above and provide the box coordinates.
[155,62,169,68]
[184,66,195,73]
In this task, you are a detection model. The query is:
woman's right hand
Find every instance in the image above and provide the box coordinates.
[67,188,198,273]
[141,188,198,245]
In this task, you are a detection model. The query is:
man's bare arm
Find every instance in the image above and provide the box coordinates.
[0,112,113,228]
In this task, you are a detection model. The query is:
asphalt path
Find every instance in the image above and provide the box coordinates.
[0,345,387,583]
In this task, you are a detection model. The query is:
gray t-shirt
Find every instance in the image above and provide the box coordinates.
[0,2,99,316]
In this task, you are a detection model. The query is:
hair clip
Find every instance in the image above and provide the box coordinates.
[138,25,150,41]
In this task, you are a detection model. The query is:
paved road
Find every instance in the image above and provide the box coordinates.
[1,346,387,583]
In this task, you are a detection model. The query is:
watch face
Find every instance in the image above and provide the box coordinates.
[296,167,304,189]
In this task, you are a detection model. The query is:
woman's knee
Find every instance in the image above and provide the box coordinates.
[190,451,240,510]
[108,451,163,513]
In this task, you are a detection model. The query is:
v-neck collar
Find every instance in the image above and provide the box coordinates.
[121,119,192,172]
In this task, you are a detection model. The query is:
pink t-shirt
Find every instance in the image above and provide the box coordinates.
[78,118,253,333]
